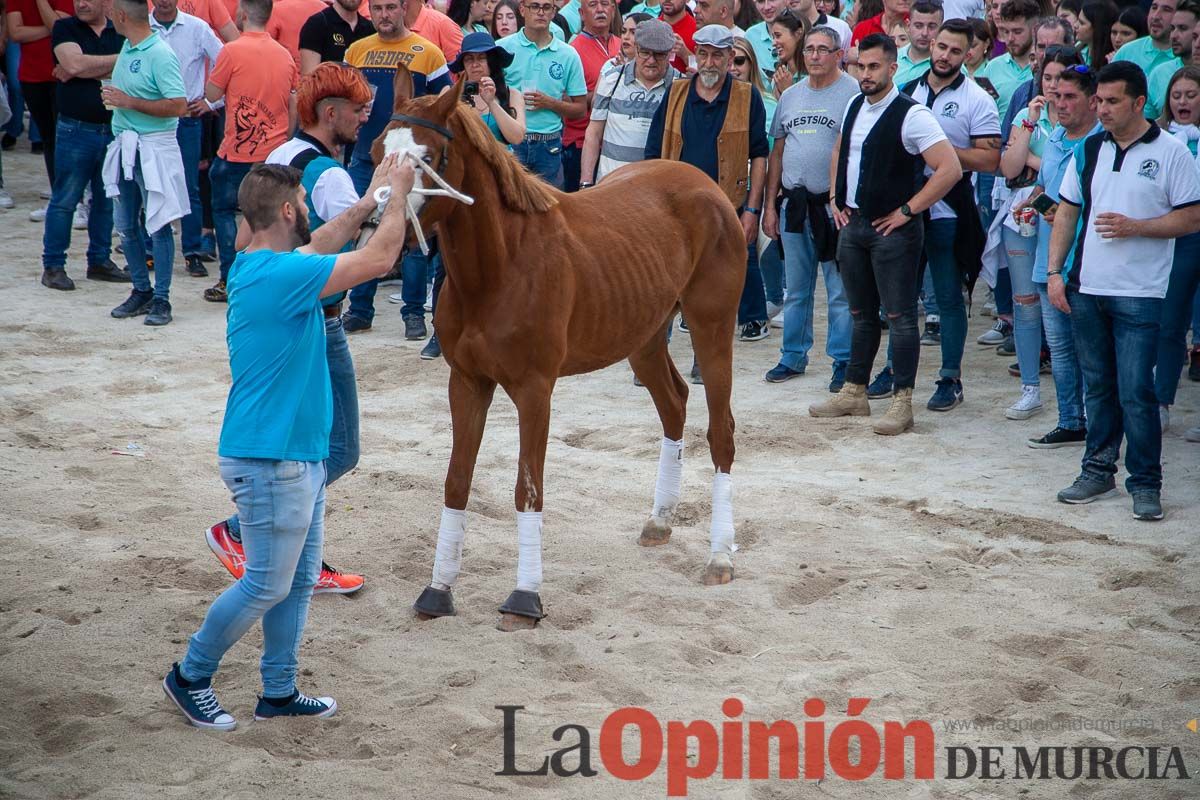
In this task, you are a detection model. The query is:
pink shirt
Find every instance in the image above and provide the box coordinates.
[409,4,463,65]
[268,0,328,65]
[564,31,621,148]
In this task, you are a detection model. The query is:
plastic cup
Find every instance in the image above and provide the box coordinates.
[101,79,114,111]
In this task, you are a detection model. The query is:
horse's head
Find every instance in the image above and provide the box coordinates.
[370,65,470,232]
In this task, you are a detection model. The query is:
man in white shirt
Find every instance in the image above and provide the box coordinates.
[1047,61,1200,521]
[809,32,961,435]
[151,0,223,276]
[694,0,745,37]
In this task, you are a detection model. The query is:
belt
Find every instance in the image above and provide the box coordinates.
[59,116,112,134]
[522,132,561,142]
[323,302,342,319]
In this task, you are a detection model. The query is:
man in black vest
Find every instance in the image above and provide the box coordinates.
[809,33,961,435]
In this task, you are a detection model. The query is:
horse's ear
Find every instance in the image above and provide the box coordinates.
[433,77,466,121]
[392,65,415,109]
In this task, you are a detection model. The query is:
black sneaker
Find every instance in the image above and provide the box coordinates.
[829,361,848,393]
[403,314,428,340]
[690,358,703,385]
[764,362,804,383]
[203,280,227,303]
[996,335,1015,357]
[1057,475,1118,504]
[144,298,172,326]
[739,320,769,341]
[1188,347,1200,382]
[111,289,154,318]
[31,141,44,154]
[185,255,209,277]
[0,134,14,151]
[1027,426,1086,449]
[87,259,131,282]
[927,378,963,411]
[867,366,894,399]
[920,317,941,346]
[41,269,75,291]
[1131,491,1164,521]
[341,313,371,333]
[419,333,441,360]
[162,663,236,731]
[253,690,337,721]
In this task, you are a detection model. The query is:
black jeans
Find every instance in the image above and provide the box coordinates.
[21,81,57,183]
[836,212,924,390]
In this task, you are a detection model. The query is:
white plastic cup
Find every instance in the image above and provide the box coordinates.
[101,79,114,111]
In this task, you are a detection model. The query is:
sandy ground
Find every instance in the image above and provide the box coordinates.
[0,147,1198,800]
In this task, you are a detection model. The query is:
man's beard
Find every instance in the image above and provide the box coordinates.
[293,212,312,247]
[699,69,723,88]
[931,61,959,79]
[336,0,360,11]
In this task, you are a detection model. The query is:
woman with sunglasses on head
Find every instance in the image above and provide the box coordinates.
[769,8,808,93]
[1107,6,1146,62]
[1075,0,1117,71]
[997,47,1082,421]
[1154,65,1200,439]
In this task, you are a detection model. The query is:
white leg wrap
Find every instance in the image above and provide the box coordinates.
[431,507,466,591]
[710,472,734,555]
[651,437,684,519]
[516,511,543,593]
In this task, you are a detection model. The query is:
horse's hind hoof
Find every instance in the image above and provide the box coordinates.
[639,516,672,546]
[702,554,734,586]
[414,585,456,619]
[497,590,544,631]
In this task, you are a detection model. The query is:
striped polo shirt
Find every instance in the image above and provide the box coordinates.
[591,63,678,182]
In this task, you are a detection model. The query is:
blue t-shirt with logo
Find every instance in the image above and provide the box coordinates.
[218,249,337,462]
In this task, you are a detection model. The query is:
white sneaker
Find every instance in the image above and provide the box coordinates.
[1005,385,1043,420]
[387,291,404,304]
[424,286,433,312]
[766,300,784,320]
[29,205,47,222]
[1159,405,1170,433]
[770,310,784,329]
[0,189,13,209]
[977,318,1010,345]
[73,201,89,230]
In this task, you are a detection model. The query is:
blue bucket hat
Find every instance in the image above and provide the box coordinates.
[449,32,515,73]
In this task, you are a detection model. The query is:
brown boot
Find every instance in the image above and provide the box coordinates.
[873,387,914,435]
[809,382,870,417]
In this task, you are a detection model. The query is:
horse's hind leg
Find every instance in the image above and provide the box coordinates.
[628,321,688,546]
[413,369,496,619]
[681,293,736,586]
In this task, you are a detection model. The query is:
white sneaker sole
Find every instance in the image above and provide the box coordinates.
[254,697,337,721]
[977,334,1005,345]
[1005,403,1043,420]
[162,676,237,731]
[1058,487,1118,504]
[313,582,363,595]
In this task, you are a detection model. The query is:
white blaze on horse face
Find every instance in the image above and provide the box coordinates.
[383,126,429,213]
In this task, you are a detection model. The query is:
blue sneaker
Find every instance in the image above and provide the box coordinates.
[764,362,804,383]
[162,664,236,731]
[866,366,893,399]
[254,691,337,721]
[927,378,964,411]
[829,361,848,393]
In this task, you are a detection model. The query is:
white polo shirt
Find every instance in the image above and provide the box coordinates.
[149,11,223,104]
[906,72,1000,220]
[1059,125,1200,298]
[841,85,947,210]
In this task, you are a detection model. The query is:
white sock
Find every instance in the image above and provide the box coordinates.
[710,472,734,555]
[516,511,543,593]
[431,507,466,590]
[652,437,684,519]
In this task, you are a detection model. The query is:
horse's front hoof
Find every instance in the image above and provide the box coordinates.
[414,585,456,619]
[497,589,544,631]
[702,554,734,586]
[639,516,672,546]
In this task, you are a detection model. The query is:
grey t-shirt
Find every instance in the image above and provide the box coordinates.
[770,72,861,193]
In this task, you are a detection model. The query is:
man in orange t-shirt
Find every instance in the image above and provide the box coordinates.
[406,0,463,64]
[202,0,299,300]
[267,0,327,66]
[172,0,240,41]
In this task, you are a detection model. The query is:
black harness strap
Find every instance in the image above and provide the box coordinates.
[388,113,454,173]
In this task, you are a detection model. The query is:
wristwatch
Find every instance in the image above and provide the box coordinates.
[745,206,761,216]
[580,181,594,188]
[900,203,913,218]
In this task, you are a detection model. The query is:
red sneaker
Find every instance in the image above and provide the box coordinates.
[314,562,364,594]
[205,521,245,580]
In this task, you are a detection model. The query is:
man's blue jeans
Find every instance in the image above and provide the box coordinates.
[4,43,27,140]
[759,238,784,307]
[738,238,768,325]
[114,165,174,300]
[42,117,112,270]
[211,156,255,282]
[1154,231,1200,406]
[779,202,849,371]
[176,117,204,257]
[183,458,326,697]
[513,135,563,188]
[1068,289,1162,493]
[925,218,968,379]
[1036,282,1085,431]
[398,248,433,319]
[347,156,380,322]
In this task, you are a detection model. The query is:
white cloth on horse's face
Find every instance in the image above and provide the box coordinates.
[516,511,543,593]
[710,472,734,556]
[382,127,430,214]
[652,437,684,520]
[432,507,467,590]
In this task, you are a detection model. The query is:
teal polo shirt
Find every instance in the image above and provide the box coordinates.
[894,44,931,88]
[745,21,775,82]
[1145,56,1185,120]
[1112,36,1179,81]
[499,29,586,134]
[559,0,582,34]
[111,32,186,136]
[978,51,1032,125]
[628,1,663,16]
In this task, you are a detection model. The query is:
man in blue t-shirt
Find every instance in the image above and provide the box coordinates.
[162,156,414,732]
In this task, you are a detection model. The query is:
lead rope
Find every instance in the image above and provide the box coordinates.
[366,152,475,255]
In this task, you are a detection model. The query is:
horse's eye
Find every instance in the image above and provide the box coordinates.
[422,156,434,165]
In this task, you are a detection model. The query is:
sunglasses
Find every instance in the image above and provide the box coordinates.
[732,55,749,66]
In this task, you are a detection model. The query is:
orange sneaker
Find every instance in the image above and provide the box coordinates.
[205,521,245,580]
[314,562,364,594]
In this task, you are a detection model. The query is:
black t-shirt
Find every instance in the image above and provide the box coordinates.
[298,6,375,64]
[51,17,124,125]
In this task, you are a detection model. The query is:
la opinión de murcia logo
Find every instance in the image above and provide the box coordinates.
[495,701,1193,797]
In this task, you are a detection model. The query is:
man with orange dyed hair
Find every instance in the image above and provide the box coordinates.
[205,62,376,596]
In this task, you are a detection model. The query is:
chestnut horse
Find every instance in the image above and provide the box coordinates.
[373,71,745,630]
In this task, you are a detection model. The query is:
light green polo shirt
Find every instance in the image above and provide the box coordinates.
[1145,56,1185,120]
[111,32,186,136]
[894,44,931,88]
[978,51,1032,125]
[1112,35,1178,80]
[745,21,775,82]
[499,29,586,134]
[559,0,582,35]
[628,1,663,16]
